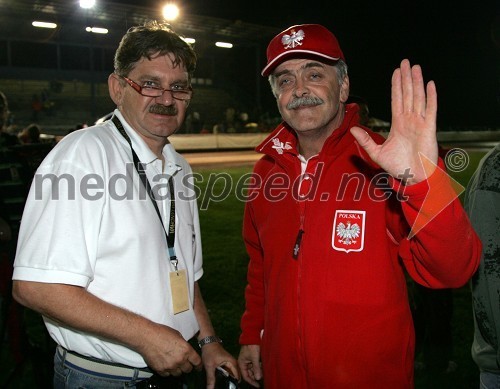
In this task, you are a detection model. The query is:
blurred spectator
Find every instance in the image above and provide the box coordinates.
[465,143,500,389]
[346,95,371,126]
[185,111,204,133]
[0,91,20,147]
[55,123,87,143]
[346,95,390,131]
[18,124,42,144]
[31,94,43,122]
[214,107,238,133]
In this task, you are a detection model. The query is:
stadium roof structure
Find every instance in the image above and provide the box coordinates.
[0,0,281,48]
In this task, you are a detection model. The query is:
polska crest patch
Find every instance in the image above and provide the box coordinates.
[332,210,366,253]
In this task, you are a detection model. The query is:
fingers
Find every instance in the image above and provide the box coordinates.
[392,59,435,118]
[204,362,239,389]
[392,59,414,115]
[171,348,201,375]
[205,366,217,388]
[391,65,403,116]
[425,80,438,124]
[220,361,240,381]
[411,64,425,115]
[188,348,203,371]
[238,356,262,387]
[153,344,201,377]
[400,59,413,113]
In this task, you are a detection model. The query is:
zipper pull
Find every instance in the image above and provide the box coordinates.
[292,229,304,259]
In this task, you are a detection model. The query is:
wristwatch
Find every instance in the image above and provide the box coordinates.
[198,335,223,348]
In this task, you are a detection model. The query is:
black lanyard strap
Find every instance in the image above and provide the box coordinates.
[112,115,177,268]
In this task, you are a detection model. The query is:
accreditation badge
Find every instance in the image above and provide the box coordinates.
[332,210,366,253]
[169,269,189,314]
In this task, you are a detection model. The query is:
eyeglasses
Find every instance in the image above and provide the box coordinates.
[119,75,193,101]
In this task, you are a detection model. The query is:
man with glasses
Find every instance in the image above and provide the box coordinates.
[12,21,238,388]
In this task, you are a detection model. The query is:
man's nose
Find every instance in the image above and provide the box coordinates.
[155,89,175,105]
[293,78,310,97]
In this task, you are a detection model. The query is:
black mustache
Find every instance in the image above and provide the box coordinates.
[149,104,178,115]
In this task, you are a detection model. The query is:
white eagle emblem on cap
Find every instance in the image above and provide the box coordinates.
[281,29,305,49]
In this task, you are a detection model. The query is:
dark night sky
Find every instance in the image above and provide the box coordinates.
[118,0,499,127]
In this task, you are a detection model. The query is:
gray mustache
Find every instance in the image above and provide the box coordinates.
[149,104,178,115]
[287,96,324,110]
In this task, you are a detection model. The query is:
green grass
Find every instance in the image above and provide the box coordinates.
[195,167,251,357]
[1,151,488,388]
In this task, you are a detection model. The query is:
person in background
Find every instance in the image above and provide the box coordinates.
[237,23,481,388]
[345,95,370,126]
[18,123,42,144]
[0,92,20,148]
[12,20,238,388]
[465,143,500,389]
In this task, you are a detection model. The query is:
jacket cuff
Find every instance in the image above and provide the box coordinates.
[390,158,448,200]
[239,331,262,345]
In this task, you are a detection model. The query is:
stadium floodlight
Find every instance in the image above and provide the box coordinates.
[80,0,96,9]
[32,21,57,29]
[215,41,233,48]
[86,27,109,34]
[162,3,179,21]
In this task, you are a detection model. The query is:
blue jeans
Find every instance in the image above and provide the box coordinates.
[480,371,500,389]
[53,348,150,388]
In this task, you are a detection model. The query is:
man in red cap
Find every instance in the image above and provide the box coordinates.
[238,23,481,388]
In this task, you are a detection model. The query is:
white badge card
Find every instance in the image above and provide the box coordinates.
[169,269,190,314]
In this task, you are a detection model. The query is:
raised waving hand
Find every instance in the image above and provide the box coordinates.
[350,59,439,185]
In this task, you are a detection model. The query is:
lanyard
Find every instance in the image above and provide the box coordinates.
[112,115,178,270]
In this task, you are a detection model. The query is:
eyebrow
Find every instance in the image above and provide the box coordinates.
[273,61,326,78]
[137,74,189,86]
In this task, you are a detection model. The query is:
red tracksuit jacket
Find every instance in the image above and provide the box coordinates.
[239,104,481,388]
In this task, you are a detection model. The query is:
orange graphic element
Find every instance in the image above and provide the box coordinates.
[409,153,464,238]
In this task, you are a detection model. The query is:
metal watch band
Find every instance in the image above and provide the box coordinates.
[198,336,222,348]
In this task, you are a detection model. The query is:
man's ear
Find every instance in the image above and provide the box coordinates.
[339,75,350,104]
[108,74,124,106]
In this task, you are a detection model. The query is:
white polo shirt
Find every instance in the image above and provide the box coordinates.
[13,109,203,367]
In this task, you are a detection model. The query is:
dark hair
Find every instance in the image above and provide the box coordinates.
[0,91,7,110]
[23,123,41,142]
[0,91,8,129]
[114,20,196,79]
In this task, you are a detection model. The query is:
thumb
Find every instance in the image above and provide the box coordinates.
[350,126,380,161]
[350,126,375,151]
[188,348,202,371]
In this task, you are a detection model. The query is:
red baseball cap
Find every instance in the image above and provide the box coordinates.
[262,24,345,77]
